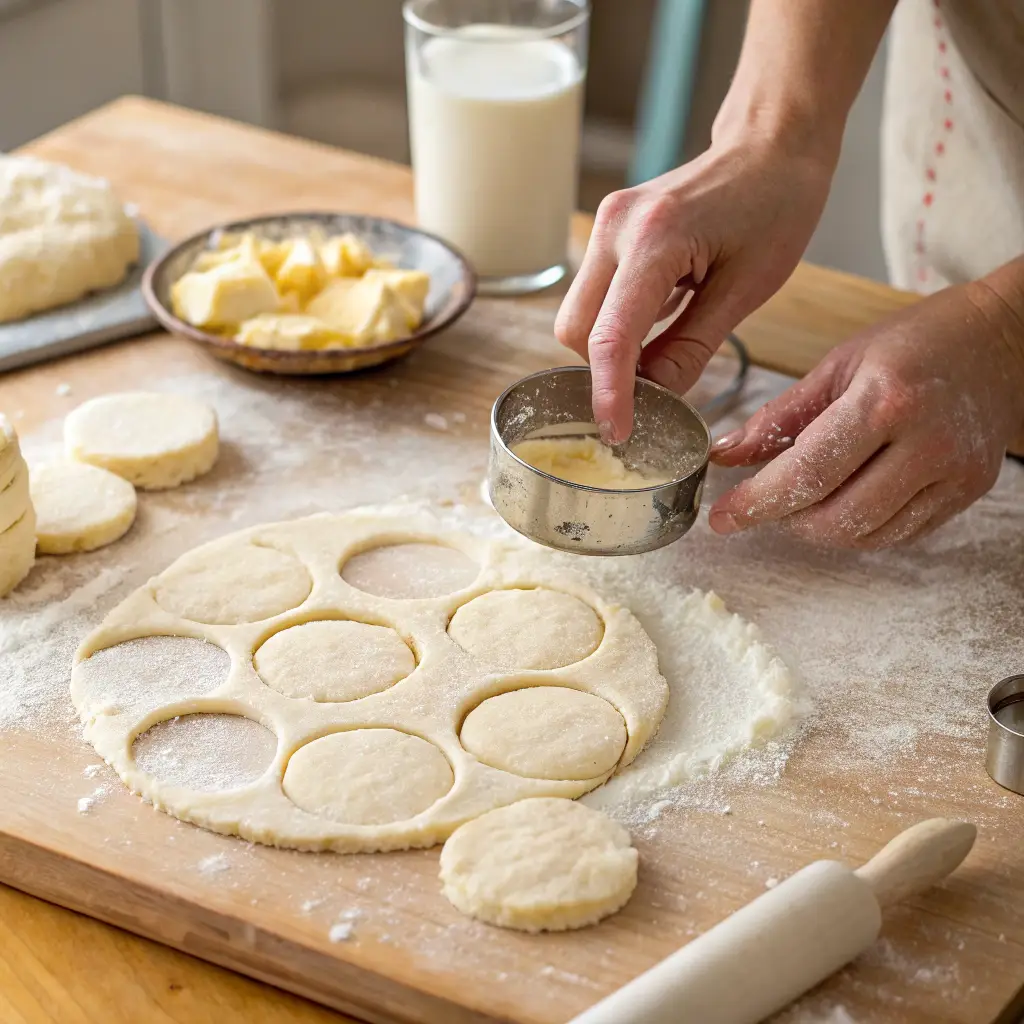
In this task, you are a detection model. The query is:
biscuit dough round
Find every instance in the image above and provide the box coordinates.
[255,620,415,701]
[448,588,602,670]
[154,542,312,624]
[0,155,139,323]
[0,462,29,535]
[439,797,638,931]
[284,729,453,825]
[461,687,626,780]
[64,391,219,490]
[30,460,137,554]
[0,510,36,597]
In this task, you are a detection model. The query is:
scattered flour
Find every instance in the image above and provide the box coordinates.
[423,412,448,431]
[198,853,231,875]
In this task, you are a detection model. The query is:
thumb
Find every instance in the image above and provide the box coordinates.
[710,359,841,467]
[637,266,752,395]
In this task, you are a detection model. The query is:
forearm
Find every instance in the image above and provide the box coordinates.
[713,0,896,162]
[972,254,1024,455]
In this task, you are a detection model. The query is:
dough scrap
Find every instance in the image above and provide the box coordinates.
[448,588,603,670]
[255,619,415,701]
[71,512,668,852]
[154,542,312,624]
[512,436,671,489]
[64,391,219,490]
[284,729,453,825]
[439,797,638,931]
[30,460,137,554]
[0,155,139,323]
[461,687,626,780]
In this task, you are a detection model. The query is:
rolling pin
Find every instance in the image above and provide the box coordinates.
[569,818,976,1024]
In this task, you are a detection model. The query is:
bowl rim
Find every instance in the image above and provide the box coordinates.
[141,210,478,366]
[490,364,712,494]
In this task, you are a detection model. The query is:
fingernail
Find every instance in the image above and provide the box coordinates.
[709,510,739,535]
[712,429,745,453]
[597,420,618,444]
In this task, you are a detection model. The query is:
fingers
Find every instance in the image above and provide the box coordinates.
[589,253,678,442]
[554,240,617,363]
[708,392,888,534]
[638,264,754,396]
[853,482,951,549]
[710,359,842,468]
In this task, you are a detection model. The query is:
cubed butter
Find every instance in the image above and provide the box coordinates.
[171,256,279,329]
[319,233,376,277]
[362,268,430,328]
[274,238,326,302]
[236,313,353,351]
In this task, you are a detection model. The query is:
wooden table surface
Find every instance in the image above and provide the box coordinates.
[0,97,1008,1024]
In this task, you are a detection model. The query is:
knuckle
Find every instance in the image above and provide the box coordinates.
[861,372,918,429]
[634,195,679,235]
[596,189,633,226]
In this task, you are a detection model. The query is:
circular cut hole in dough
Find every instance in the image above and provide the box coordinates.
[133,713,276,792]
[254,619,415,702]
[460,687,626,781]
[341,542,478,600]
[154,543,312,624]
[448,588,602,671]
[439,797,638,932]
[30,460,137,555]
[64,391,219,491]
[76,636,230,716]
[283,728,453,825]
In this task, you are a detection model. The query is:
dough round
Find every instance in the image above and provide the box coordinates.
[284,729,453,825]
[0,155,139,324]
[461,687,626,780]
[0,460,29,535]
[341,542,479,599]
[0,509,36,597]
[448,588,602,670]
[154,542,312,624]
[439,797,638,932]
[134,713,277,792]
[255,619,415,701]
[64,391,219,490]
[30,460,137,554]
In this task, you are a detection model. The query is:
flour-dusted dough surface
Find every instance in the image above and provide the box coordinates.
[461,687,627,780]
[30,460,137,555]
[0,155,139,324]
[448,587,603,670]
[439,797,638,932]
[64,391,219,490]
[255,620,415,701]
[71,510,669,852]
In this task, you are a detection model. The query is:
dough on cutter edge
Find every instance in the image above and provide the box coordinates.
[439,797,638,932]
[70,510,669,853]
[64,391,219,491]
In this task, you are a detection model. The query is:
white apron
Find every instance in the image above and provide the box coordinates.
[882,0,1024,292]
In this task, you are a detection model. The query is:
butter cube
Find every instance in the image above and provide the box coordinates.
[319,233,376,277]
[171,256,279,329]
[306,276,413,344]
[362,268,430,329]
[236,313,352,351]
[274,238,326,302]
[256,238,293,279]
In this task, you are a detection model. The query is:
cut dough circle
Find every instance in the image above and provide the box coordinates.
[461,687,626,780]
[255,619,415,701]
[0,416,35,597]
[30,460,137,554]
[284,729,453,825]
[448,588,603,670]
[439,797,638,932]
[154,542,312,624]
[64,391,219,490]
[0,510,36,598]
[0,155,139,324]
[0,461,29,535]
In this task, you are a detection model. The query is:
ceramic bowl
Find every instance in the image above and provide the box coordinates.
[142,211,476,375]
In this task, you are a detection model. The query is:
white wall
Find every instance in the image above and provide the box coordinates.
[0,0,145,151]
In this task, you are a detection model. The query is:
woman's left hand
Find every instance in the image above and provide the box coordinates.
[708,276,1024,548]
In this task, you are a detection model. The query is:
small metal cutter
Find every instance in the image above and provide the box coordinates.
[987,674,1024,797]
[488,365,711,556]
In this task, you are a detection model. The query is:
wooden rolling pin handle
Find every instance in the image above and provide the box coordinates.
[854,818,977,909]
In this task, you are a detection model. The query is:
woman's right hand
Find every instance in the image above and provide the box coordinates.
[554,132,836,443]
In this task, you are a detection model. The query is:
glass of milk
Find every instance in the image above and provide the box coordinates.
[403,0,589,295]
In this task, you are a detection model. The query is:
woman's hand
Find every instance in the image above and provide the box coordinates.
[554,136,834,444]
[708,276,1024,548]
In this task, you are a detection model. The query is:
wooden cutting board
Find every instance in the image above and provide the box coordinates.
[0,98,1022,1024]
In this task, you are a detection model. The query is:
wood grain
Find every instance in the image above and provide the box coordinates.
[0,97,1020,1024]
